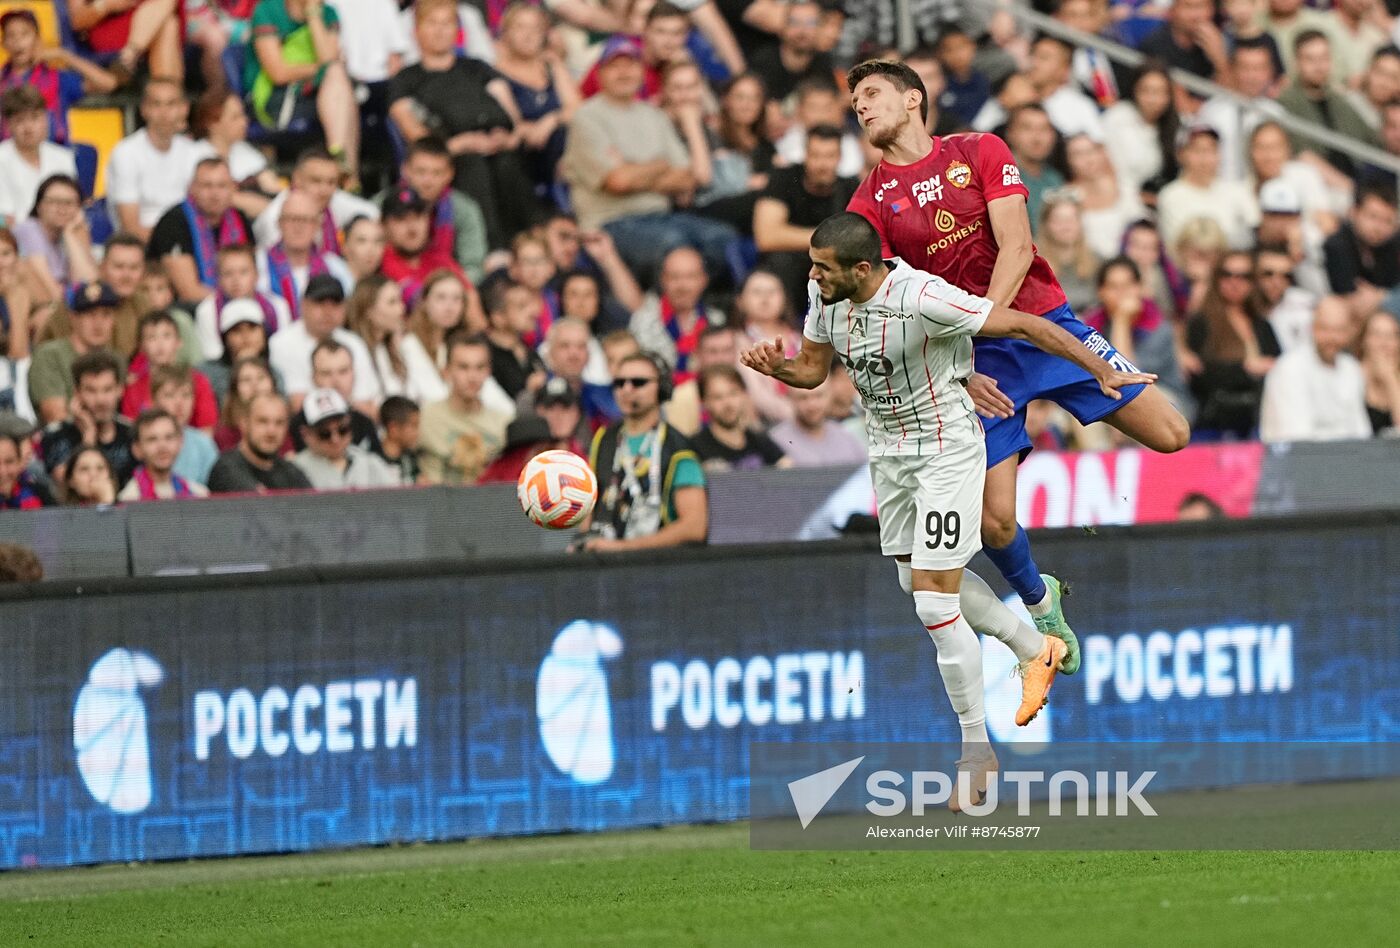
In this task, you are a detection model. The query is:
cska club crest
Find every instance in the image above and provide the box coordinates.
[946,160,972,188]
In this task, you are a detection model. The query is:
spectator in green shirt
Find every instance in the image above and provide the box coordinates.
[28,281,123,424]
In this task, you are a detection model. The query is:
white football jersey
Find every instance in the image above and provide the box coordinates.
[804,258,993,457]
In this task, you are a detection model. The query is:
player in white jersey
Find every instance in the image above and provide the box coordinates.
[743,213,1155,808]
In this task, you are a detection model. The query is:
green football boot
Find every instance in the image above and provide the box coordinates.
[1032,574,1080,675]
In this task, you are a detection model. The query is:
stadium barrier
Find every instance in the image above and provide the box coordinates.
[4,438,1400,581]
[2,510,1398,868]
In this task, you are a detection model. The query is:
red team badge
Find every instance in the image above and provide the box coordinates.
[945,160,972,188]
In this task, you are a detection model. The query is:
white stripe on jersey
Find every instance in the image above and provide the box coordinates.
[804,258,994,457]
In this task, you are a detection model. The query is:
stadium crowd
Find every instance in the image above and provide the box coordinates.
[0,0,1399,528]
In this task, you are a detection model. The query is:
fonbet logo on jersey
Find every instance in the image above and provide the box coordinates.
[537,620,623,785]
[73,648,164,815]
[911,174,945,207]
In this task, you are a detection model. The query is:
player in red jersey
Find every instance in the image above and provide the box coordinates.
[845,60,1191,675]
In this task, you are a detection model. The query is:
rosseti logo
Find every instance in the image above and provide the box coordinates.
[650,651,864,732]
[537,620,623,785]
[73,648,164,815]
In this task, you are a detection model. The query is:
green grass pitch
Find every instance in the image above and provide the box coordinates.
[2,821,1396,947]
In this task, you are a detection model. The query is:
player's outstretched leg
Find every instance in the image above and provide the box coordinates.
[913,586,998,810]
[981,456,1081,674]
[960,569,1066,726]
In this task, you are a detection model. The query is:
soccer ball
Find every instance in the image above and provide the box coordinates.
[517,449,598,529]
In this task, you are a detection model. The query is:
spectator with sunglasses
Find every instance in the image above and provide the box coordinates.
[578,351,707,553]
[291,387,398,490]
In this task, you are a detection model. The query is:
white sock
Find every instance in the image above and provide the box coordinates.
[1026,585,1052,618]
[961,569,1043,664]
[914,590,989,746]
[896,560,913,594]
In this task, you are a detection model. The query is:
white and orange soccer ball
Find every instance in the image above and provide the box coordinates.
[517,449,598,529]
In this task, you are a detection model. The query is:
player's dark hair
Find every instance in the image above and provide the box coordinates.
[697,363,744,401]
[1096,255,1141,288]
[71,350,122,387]
[846,60,928,125]
[807,123,844,144]
[811,212,883,270]
[1356,181,1398,210]
[1293,28,1329,57]
[380,395,420,428]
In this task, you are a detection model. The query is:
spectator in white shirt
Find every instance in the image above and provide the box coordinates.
[1025,34,1104,140]
[0,86,76,229]
[269,274,379,412]
[1157,125,1260,250]
[1198,37,1287,183]
[1254,241,1318,353]
[292,386,399,490]
[1260,295,1371,442]
[330,0,410,84]
[106,78,200,242]
[347,273,448,404]
[253,147,379,251]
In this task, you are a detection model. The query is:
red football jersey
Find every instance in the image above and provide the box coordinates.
[847,133,1068,317]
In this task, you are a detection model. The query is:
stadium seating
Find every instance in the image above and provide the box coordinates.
[0,1,60,66]
[67,107,121,197]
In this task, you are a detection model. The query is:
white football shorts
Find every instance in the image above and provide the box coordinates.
[870,438,986,571]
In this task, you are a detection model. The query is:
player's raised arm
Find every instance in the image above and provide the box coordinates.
[740,334,834,390]
[979,306,1158,399]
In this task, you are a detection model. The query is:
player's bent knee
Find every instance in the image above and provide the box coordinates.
[980,509,1017,549]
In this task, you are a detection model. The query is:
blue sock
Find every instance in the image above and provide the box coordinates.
[983,526,1048,606]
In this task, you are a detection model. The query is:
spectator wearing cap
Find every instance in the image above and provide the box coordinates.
[1252,159,1331,297]
[268,274,379,413]
[769,379,868,468]
[106,78,200,243]
[290,339,381,452]
[580,1,691,102]
[476,410,582,485]
[145,158,253,307]
[380,186,475,309]
[1260,296,1372,442]
[388,0,544,251]
[628,247,724,385]
[1278,29,1378,179]
[200,297,276,401]
[121,310,219,431]
[0,8,116,146]
[0,425,50,510]
[28,281,121,423]
[560,36,737,286]
[256,189,355,321]
[527,319,621,434]
[0,87,78,230]
[1157,125,1260,251]
[16,174,97,306]
[207,392,313,493]
[1325,183,1400,316]
[117,408,210,501]
[149,365,219,486]
[292,387,398,490]
[39,349,136,488]
[375,395,421,485]
[419,332,510,485]
[377,137,488,285]
[193,244,292,362]
[252,147,379,254]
